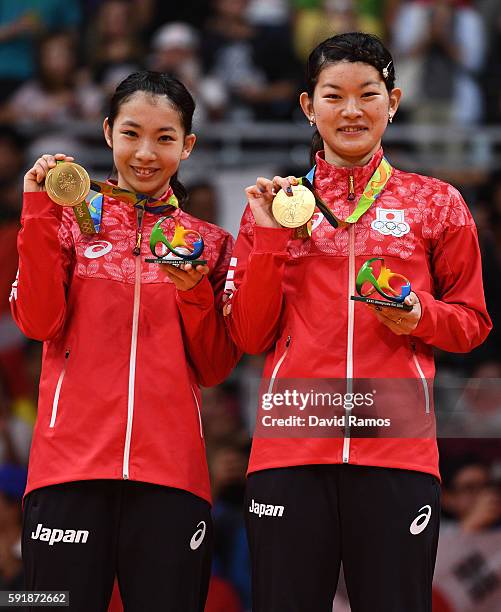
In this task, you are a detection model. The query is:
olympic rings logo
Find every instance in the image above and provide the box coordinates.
[371,209,410,238]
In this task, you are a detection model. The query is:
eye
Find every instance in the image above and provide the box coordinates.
[361,92,379,98]
[121,130,137,137]
[159,135,175,142]
[324,94,341,100]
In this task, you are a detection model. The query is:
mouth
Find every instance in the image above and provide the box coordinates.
[131,166,159,178]
[338,127,368,134]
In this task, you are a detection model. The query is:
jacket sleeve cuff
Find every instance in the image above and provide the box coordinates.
[252,226,292,253]
[411,289,437,340]
[22,192,63,221]
[176,275,214,309]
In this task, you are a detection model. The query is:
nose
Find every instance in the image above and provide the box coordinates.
[341,97,363,119]
[134,139,157,161]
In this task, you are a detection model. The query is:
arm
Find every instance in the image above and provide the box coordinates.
[10,153,75,341]
[224,205,292,354]
[10,192,73,341]
[176,232,242,387]
[412,189,492,352]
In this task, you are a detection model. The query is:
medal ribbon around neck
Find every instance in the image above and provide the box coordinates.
[301,157,393,231]
[89,180,179,215]
[46,161,179,235]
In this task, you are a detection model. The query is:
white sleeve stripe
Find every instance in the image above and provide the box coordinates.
[8,269,19,303]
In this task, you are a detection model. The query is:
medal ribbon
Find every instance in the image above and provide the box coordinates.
[78,181,179,235]
[301,157,393,230]
[87,181,179,253]
[89,180,179,215]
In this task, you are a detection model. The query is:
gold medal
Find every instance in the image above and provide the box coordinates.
[45,162,91,207]
[272,184,315,229]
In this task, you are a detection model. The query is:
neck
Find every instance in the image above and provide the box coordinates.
[323,143,381,168]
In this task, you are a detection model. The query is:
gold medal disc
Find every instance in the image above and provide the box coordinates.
[45,162,91,207]
[272,184,316,229]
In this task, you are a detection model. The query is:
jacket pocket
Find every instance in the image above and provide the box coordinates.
[191,385,203,439]
[410,340,430,414]
[49,349,70,428]
[267,335,292,395]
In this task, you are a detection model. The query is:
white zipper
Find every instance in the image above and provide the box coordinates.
[123,256,141,479]
[267,335,291,395]
[191,386,203,438]
[411,341,430,414]
[343,224,356,462]
[49,349,70,428]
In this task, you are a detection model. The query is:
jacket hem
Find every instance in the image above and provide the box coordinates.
[247,457,440,482]
[24,473,212,504]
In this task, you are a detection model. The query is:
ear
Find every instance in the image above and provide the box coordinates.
[103,117,113,149]
[299,92,314,122]
[388,87,402,118]
[181,133,196,160]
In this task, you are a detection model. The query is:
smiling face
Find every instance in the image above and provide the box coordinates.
[103,91,196,198]
[300,61,401,167]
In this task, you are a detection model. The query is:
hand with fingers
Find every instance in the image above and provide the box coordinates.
[246,175,299,228]
[24,153,75,193]
[367,292,422,335]
[160,262,210,292]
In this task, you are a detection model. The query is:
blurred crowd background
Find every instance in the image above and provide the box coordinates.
[0,1,500,611]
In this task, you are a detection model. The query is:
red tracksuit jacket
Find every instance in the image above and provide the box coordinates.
[11,190,240,502]
[224,148,492,479]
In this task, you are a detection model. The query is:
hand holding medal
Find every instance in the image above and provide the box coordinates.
[24,153,98,234]
[24,153,75,193]
[245,176,301,229]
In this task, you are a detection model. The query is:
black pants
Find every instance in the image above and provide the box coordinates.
[22,480,213,612]
[246,464,440,612]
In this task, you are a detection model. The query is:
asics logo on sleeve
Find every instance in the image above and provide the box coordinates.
[409,505,432,535]
[84,241,112,259]
[31,523,89,545]
[190,521,206,550]
[249,498,285,518]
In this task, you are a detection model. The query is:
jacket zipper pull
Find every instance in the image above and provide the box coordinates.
[65,349,70,359]
[348,174,355,201]
[286,335,291,348]
[133,208,144,256]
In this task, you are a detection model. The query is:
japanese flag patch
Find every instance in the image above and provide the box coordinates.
[371,208,410,237]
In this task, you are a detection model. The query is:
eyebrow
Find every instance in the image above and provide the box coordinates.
[120,120,177,132]
[321,81,381,89]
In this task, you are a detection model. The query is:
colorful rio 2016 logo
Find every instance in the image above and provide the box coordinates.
[355,257,411,303]
[149,216,204,261]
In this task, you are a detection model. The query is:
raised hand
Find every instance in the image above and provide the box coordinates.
[24,153,74,193]
[245,175,298,228]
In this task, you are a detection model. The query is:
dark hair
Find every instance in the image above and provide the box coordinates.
[107,71,195,207]
[305,32,396,165]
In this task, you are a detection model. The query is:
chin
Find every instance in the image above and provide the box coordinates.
[339,141,378,158]
[129,178,159,194]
